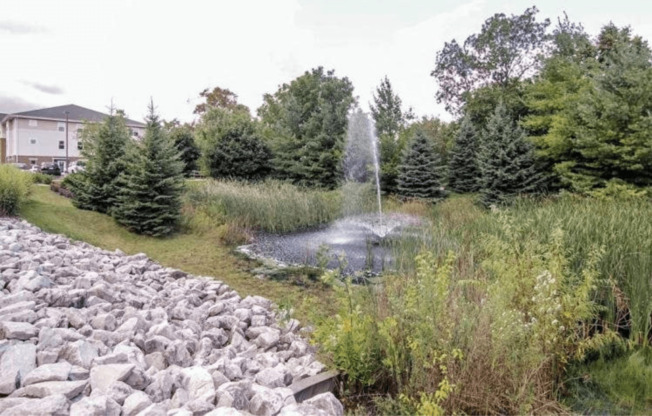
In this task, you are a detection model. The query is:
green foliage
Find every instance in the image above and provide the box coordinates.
[564,25,652,191]
[30,172,54,185]
[565,349,652,414]
[525,22,652,194]
[168,124,200,176]
[0,165,32,215]
[258,67,356,189]
[316,203,615,414]
[184,179,341,233]
[396,130,447,201]
[195,107,271,180]
[193,86,250,115]
[68,108,130,214]
[370,76,414,193]
[112,102,185,236]
[478,103,543,207]
[432,6,550,114]
[448,115,480,192]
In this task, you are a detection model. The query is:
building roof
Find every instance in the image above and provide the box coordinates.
[4,104,145,127]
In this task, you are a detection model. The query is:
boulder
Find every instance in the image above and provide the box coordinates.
[0,321,38,340]
[181,366,216,403]
[70,395,121,416]
[123,390,153,416]
[1,393,70,416]
[89,363,135,394]
[22,362,72,386]
[12,379,88,400]
[0,342,37,394]
[303,392,344,416]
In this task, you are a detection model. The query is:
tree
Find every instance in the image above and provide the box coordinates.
[193,86,250,115]
[432,6,550,115]
[525,23,652,192]
[370,76,412,140]
[521,17,596,191]
[113,101,184,236]
[448,115,481,192]
[396,130,447,200]
[68,106,130,213]
[562,24,652,191]
[370,76,414,194]
[195,106,272,180]
[168,124,200,176]
[258,67,356,188]
[478,103,543,207]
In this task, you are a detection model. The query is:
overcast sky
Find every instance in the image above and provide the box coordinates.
[1,0,650,123]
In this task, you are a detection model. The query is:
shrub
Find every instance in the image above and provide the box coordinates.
[31,172,54,185]
[0,165,33,215]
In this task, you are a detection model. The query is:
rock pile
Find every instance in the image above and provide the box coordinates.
[0,219,342,416]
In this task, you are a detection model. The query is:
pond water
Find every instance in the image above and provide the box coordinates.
[240,213,423,275]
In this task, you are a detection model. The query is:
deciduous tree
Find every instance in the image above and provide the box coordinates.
[258,67,356,189]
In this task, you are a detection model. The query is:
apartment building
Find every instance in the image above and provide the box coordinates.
[0,104,146,170]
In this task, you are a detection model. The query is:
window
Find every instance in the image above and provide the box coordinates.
[77,141,83,150]
[29,159,37,166]
[29,138,37,145]
[28,119,38,127]
[58,122,65,132]
[132,129,139,137]
[59,141,65,149]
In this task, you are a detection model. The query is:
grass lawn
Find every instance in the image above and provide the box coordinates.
[20,185,336,323]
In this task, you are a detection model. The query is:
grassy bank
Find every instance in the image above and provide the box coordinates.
[20,185,336,322]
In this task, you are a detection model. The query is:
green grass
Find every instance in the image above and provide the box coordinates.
[20,185,336,323]
[565,349,652,414]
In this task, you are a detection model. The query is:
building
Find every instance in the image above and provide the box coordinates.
[0,104,146,170]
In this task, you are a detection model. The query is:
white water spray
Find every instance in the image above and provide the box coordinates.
[368,117,383,218]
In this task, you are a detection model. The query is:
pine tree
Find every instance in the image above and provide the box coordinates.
[396,130,447,200]
[69,107,130,213]
[113,102,184,236]
[448,115,481,192]
[478,103,542,207]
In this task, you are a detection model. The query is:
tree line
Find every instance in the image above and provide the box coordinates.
[66,6,652,235]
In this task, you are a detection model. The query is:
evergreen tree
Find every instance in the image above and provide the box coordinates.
[68,107,130,213]
[478,103,542,207]
[396,130,447,200]
[168,124,200,176]
[448,115,481,192]
[113,102,184,236]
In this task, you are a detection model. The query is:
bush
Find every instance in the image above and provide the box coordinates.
[0,165,33,215]
[31,172,54,185]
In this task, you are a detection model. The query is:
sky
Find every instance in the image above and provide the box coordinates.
[1,0,651,123]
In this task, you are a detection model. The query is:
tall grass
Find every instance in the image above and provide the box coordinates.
[317,193,652,413]
[184,179,343,233]
[0,165,33,216]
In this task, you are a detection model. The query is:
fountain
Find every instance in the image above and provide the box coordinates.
[239,109,423,275]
